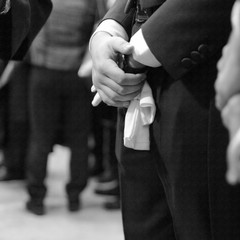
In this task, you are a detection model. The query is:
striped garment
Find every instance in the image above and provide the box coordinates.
[30,0,98,70]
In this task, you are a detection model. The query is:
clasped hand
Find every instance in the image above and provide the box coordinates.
[90,32,146,108]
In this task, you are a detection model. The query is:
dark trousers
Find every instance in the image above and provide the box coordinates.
[27,66,90,200]
[3,62,30,176]
[116,68,240,240]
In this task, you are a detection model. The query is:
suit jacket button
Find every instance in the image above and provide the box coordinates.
[198,44,209,56]
[191,51,202,63]
[181,58,193,68]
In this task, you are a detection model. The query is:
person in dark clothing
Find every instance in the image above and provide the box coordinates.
[0,0,52,60]
[25,0,97,216]
[90,0,240,240]
[0,61,30,181]
[0,1,52,178]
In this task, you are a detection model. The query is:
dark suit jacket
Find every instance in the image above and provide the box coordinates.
[104,1,240,240]
[0,0,52,60]
[105,0,234,80]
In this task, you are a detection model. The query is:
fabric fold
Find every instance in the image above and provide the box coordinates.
[124,82,156,150]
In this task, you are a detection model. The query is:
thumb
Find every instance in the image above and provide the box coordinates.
[111,36,133,55]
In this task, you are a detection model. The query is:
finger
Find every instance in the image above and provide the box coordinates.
[215,93,225,110]
[221,95,240,137]
[120,73,147,86]
[226,169,239,185]
[110,36,134,55]
[102,60,146,86]
[215,73,239,110]
[226,144,240,185]
[101,77,144,97]
[97,88,130,108]
[93,68,145,98]
[91,85,97,92]
[92,93,102,106]
[216,45,229,72]
[99,83,143,103]
[105,71,146,88]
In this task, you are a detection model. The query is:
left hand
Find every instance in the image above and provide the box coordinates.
[90,32,146,107]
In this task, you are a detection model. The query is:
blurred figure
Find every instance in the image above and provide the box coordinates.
[78,0,109,178]
[0,0,52,60]
[78,0,120,210]
[0,60,9,173]
[93,104,120,210]
[215,0,240,184]
[0,61,31,181]
[0,0,52,179]
[25,0,97,216]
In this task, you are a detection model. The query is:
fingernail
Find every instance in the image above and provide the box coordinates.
[91,85,96,92]
[226,171,238,185]
[92,93,102,106]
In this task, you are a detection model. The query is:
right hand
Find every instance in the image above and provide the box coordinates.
[90,32,146,108]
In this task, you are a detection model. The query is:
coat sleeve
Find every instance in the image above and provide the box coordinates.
[0,0,52,60]
[141,0,235,80]
[103,0,235,80]
[103,0,135,37]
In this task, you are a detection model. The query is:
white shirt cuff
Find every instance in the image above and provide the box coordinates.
[231,1,240,36]
[130,29,161,68]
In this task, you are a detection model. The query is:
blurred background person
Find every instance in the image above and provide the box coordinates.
[92,104,120,210]
[78,0,120,210]
[0,60,9,174]
[25,0,98,216]
[0,0,52,60]
[215,0,240,185]
[0,0,52,180]
[0,61,31,181]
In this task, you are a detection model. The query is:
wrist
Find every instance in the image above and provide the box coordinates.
[127,55,145,69]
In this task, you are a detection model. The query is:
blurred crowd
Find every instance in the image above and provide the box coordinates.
[0,0,120,216]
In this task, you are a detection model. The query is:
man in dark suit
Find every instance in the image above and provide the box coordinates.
[90,0,240,239]
[0,0,52,60]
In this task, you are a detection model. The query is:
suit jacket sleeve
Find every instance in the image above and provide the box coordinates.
[0,0,52,60]
[104,0,235,80]
[103,0,134,37]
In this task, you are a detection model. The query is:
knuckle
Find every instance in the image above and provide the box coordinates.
[214,79,223,93]
[228,95,240,107]
[117,75,126,84]
[221,106,229,123]
[226,95,240,117]
[117,87,127,95]
[112,95,120,102]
